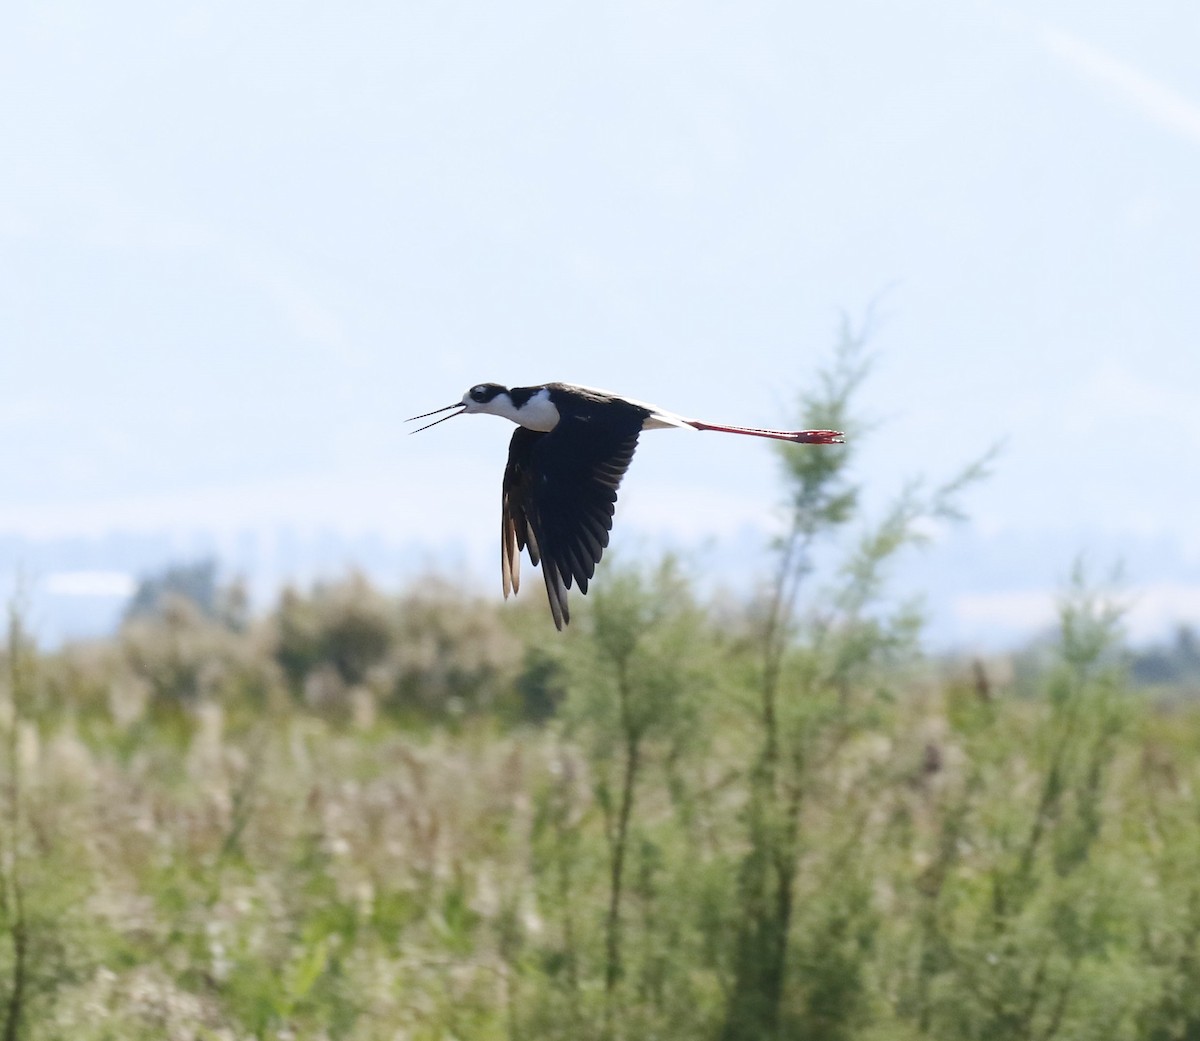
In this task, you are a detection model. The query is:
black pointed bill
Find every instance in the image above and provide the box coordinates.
[406,402,466,433]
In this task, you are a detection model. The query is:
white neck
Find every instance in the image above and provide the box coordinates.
[475,388,560,431]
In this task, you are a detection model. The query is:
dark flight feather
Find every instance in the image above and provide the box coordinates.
[500,401,643,629]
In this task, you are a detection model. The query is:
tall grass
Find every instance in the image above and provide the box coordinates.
[3,561,1197,1040]
[1,608,31,1041]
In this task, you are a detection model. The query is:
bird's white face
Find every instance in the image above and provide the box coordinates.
[460,384,560,431]
[407,383,561,434]
[460,383,513,415]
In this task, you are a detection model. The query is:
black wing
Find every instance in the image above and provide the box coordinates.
[501,413,642,630]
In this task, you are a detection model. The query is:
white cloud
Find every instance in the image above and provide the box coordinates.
[0,452,501,542]
[45,571,136,598]
[1034,23,1200,145]
[954,588,1059,632]
[234,252,354,358]
[954,581,1200,643]
[15,176,354,359]
[1060,359,1200,445]
[1123,582,1200,641]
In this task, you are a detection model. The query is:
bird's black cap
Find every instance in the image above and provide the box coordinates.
[468,383,508,403]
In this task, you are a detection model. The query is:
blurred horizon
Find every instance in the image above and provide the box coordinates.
[3,0,1198,650]
[5,518,1197,652]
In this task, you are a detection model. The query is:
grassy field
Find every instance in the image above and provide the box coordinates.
[5,343,1200,1040]
[4,564,1200,1041]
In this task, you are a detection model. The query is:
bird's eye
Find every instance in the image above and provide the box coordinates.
[470,386,489,402]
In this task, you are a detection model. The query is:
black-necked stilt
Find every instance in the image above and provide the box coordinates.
[407,382,844,630]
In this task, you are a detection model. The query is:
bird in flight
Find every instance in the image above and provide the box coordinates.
[408,382,843,630]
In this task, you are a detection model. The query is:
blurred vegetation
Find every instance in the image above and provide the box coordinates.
[1129,625,1200,700]
[4,334,1200,1040]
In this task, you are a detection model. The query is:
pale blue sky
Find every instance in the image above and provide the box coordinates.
[2,1,1198,645]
